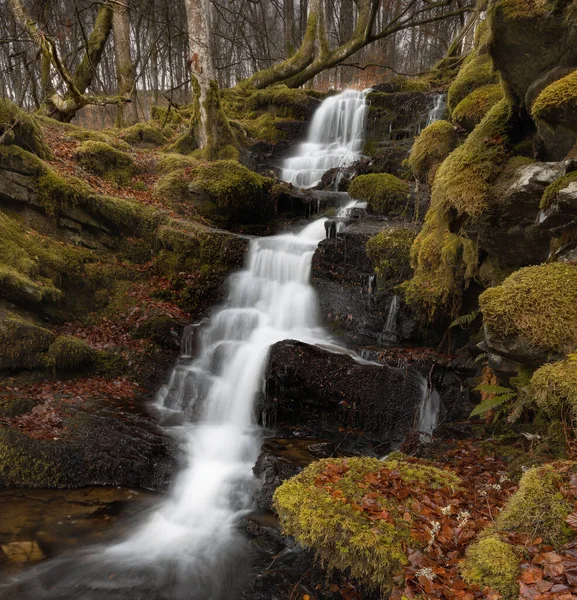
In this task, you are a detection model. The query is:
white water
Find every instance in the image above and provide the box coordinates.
[281,88,370,188]
[418,376,441,439]
[92,218,330,593]
[385,294,400,334]
[426,93,448,126]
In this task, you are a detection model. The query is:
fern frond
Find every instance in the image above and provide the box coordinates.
[470,394,516,417]
[474,384,514,395]
[450,310,479,329]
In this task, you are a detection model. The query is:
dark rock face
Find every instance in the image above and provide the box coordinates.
[0,397,176,491]
[489,5,577,160]
[463,162,559,266]
[262,340,422,448]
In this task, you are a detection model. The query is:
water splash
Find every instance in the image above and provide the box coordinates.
[281,89,370,188]
[385,294,400,334]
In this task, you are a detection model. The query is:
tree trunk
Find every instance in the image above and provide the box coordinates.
[284,0,296,57]
[112,0,136,127]
[185,0,216,148]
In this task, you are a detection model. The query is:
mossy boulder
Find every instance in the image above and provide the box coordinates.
[156,153,199,174]
[532,69,577,132]
[447,52,497,114]
[187,160,274,224]
[461,532,521,599]
[366,226,416,284]
[530,357,577,417]
[407,120,458,183]
[452,84,505,131]
[0,313,54,371]
[480,262,577,359]
[541,170,577,210]
[119,122,167,147]
[153,170,191,205]
[348,173,409,216]
[46,335,97,371]
[0,98,50,159]
[74,141,136,186]
[274,456,460,593]
[497,462,577,546]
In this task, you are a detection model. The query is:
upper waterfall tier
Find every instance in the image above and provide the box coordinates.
[281,89,370,189]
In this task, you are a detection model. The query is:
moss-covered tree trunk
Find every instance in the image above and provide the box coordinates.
[178,0,234,159]
[112,0,136,127]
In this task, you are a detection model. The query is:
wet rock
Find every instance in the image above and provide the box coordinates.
[0,396,175,491]
[263,340,422,448]
[1,541,44,564]
[463,162,560,266]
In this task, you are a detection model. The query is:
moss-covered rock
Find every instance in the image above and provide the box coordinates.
[461,532,521,599]
[156,153,199,174]
[120,122,168,147]
[245,85,316,120]
[541,170,577,209]
[480,262,577,355]
[530,357,577,416]
[46,336,97,371]
[452,84,505,131]
[348,173,410,215]
[153,170,190,205]
[187,160,274,224]
[447,52,497,114]
[74,140,136,185]
[0,313,54,371]
[274,456,460,592]
[532,69,577,132]
[366,227,416,284]
[0,98,51,159]
[407,120,458,183]
[497,462,576,546]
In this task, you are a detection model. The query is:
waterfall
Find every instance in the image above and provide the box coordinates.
[385,294,400,334]
[281,89,370,189]
[417,376,441,439]
[426,93,448,126]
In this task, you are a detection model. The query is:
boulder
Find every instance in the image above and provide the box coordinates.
[263,340,422,447]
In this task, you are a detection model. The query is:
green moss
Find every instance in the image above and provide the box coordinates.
[541,170,577,209]
[348,173,410,215]
[246,85,312,119]
[408,120,458,182]
[74,140,136,186]
[498,0,554,19]
[88,194,161,234]
[366,227,416,284]
[401,210,478,322]
[435,99,512,217]
[153,170,190,204]
[391,76,431,93]
[461,532,521,599]
[46,335,96,371]
[151,105,189,126]
[273,456,460,592]
[156,153,199,174]
[497,463,575,545]
[0,313,54,370]
[530,358,577,415]
[120,122,167,147]
[0,144,44,175]
[187,160,274,223]
[452,84,505,131]
[36,168,92,217]
[0,211,90,305]
[532,69,577,131]
[239,113,298,142]
[448,53,498,114]
[0,98,51,159]
[480,263,577,353]
[0,429,64,487]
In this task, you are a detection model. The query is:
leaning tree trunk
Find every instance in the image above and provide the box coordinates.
[112,0,136,127]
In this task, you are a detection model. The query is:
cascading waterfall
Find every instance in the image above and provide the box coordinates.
[426,93,448,126]
[281,88,370,188]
